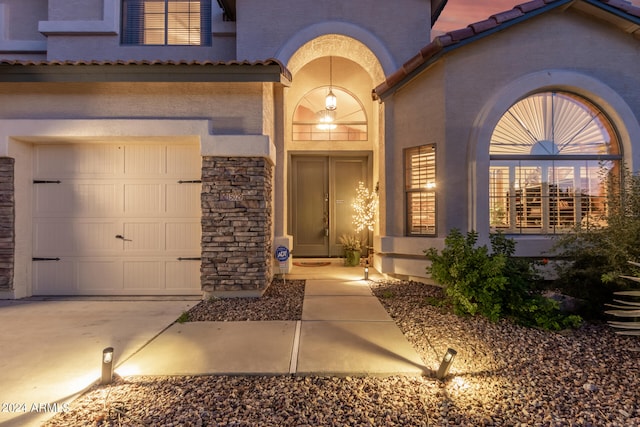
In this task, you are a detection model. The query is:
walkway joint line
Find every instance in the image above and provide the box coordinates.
[289,320,301,374]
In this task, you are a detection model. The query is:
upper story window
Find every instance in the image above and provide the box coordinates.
[489,91,621,234]
[292,87,367,141]
[121,0,212,46]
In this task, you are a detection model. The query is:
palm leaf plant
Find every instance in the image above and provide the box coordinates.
[605,261,640,335]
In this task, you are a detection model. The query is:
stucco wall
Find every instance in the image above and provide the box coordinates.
[381,5,640,272]
[48,0,103,21]
[236,0,430,69]
[0,82,266,135]
[443,8,640,245]
[386,62,447,237]
[0,0,47,41]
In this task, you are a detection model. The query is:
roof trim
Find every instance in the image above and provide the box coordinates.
[0,59,292,85]
[374,0,640,100]
[218,0,449,26]
[216,0,236,21]
[431,0,450,27]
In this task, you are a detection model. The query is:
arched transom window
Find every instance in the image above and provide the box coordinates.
[292,87,367,141]
[489,91,621,234]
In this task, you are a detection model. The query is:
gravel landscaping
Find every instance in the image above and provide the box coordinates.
[44,279,640,426]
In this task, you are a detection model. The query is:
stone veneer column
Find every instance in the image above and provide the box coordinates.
[0,158,14,291]
[201,156,273,297]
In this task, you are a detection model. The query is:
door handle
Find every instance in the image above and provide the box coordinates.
[115,234,132,242]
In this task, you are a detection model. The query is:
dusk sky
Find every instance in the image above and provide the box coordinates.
[433,0,640,36]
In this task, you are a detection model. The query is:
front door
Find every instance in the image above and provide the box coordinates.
[291,155,369,257]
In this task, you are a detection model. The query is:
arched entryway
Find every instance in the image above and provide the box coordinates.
[282,35,384,258]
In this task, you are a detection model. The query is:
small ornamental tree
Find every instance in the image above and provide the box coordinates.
[352,181,378,233]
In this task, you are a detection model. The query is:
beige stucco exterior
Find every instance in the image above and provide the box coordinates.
[0,0,639,295]
[380,4,640,277]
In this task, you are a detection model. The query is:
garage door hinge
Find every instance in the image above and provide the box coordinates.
[177,257,201,261]
[33,180,61,184]
[178,180,202,184]
[32,257,61,261]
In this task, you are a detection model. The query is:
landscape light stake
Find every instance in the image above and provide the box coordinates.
[364,259,369,280]
[101,347,114,385]
[436,348,457,380]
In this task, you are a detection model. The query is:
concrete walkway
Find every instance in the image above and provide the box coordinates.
[0,262,427,426]
[0,298,197,427]
[119,275,427,377]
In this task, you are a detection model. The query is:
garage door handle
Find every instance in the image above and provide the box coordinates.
[33,257,60,261]
[115,234,132,241]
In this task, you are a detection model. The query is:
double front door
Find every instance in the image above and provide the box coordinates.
[291,155,369,257]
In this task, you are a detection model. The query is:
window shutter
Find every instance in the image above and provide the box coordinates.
[200,0,212,46]
[122,0,145,44]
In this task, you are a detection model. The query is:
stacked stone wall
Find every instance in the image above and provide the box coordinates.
[0,158,14,290]
[201,156,273,294]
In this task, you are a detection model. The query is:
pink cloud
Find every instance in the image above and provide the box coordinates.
[433,0,640,36]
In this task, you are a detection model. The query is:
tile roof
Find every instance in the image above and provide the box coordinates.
[0,59,292,83]
[373,0,640,99]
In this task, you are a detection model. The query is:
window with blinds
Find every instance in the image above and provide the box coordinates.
[489,91,620,234]
[405,145,436,236]
[121,0,212,46]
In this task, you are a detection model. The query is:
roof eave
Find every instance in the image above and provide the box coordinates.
[431,0,449,27]
[375,0,575,100]
[0,61,292,85]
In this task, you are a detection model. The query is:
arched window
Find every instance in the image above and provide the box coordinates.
[489,91,621,234]
[292,87,367,141]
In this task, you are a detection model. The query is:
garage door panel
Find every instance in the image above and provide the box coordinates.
[34,220,122,255]
[124,184,163,215]
[168,145,202,175]
[33,261,75,295]
[125,145,165,176]
[33,143,201,296]
[33,221,73,253]
[35,144,123,178]
[35,183,122,217]
[167,183,201,215]
[166,222,201,251]
[124,261,162,290]
[78,261,123,291]
[166,260,200,290]
[123,222,162,252]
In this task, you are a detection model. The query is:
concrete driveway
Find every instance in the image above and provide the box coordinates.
[0,298,196,427]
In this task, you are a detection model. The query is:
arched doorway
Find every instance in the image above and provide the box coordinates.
[283,39,384,257]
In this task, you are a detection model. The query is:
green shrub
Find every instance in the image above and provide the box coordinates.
[552,168,640,318]
[426,229,581,330]
[425,229,507,321]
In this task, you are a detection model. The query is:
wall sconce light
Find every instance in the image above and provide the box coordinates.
[101,347,114,385]
[436,348,457,380]
[364,259,369,280]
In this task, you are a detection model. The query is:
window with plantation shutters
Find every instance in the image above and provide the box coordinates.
[121,0,212,46]
[489,91,621,234]
[405,145,436,236]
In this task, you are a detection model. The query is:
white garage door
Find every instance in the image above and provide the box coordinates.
[32,143,202,296]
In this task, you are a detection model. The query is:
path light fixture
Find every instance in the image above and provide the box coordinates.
[364,259,369,280]
[101,347,114,385]
[436,348,457,380]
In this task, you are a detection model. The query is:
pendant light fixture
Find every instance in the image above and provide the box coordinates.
[325,56,337,111]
